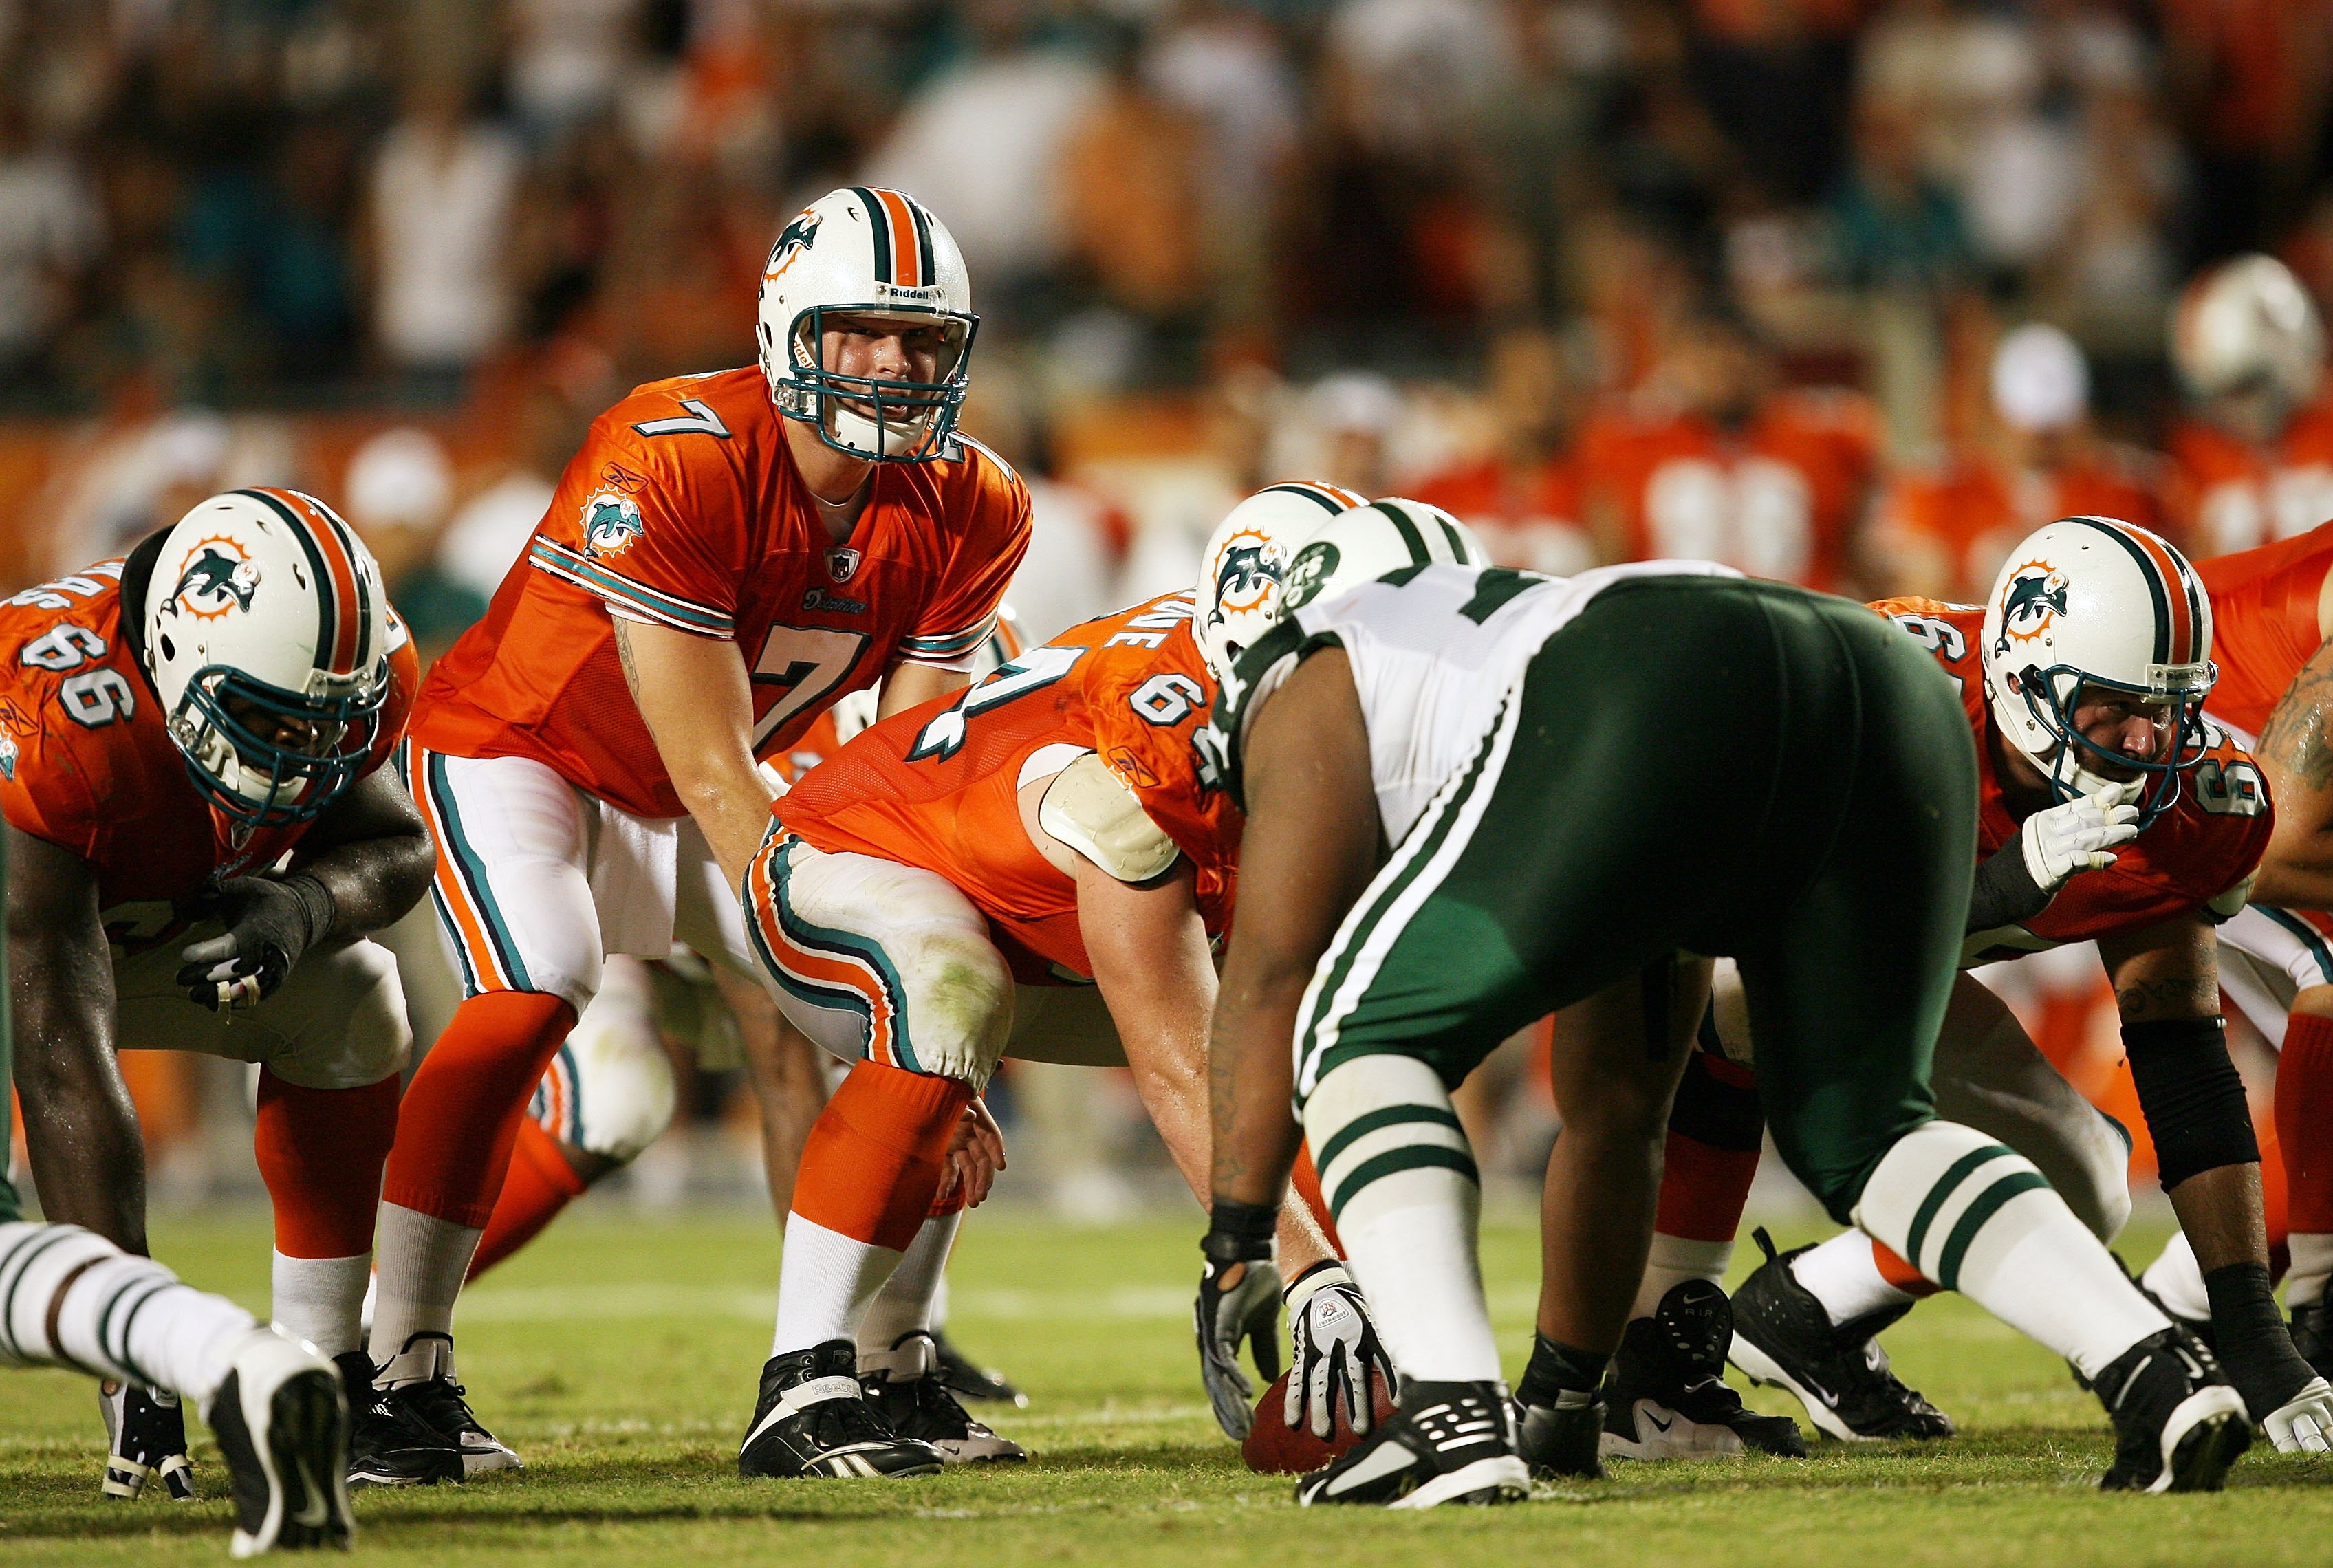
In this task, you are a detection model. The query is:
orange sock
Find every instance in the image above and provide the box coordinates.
[1292,1141,1345,1256]
[381,991,577,1229]
[466,1118,590,1281]
[792,1060,971,1251]
[1655,1053,1764,1243]
[256,1070,400,1258]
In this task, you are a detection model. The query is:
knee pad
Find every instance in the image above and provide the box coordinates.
[1850,1120,2053,1292]
[1301,1054,1477,1230]
[536,980,678,1164]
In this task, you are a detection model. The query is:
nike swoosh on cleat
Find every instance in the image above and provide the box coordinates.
[1645,1411,1675,1433]
[291,1459,331,1529]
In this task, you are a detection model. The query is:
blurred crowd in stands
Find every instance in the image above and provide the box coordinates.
[1,0,2327,1208]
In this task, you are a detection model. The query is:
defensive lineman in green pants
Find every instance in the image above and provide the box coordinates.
[0,818,357,1555]
[1193,498,2253,1507]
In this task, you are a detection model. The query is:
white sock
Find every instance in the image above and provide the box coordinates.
[368,1203,481,1366]
[929,1270,951,1331]
[772,1212,903,1357]
[1305,1056,1499,1384]
[2141,1230,2211,1322]
[858,1212,959,1357]
[272,1252,369,1358]
[2287,1233,2333,1309]
[1631,1232,1733,1320]
[0,1223,253,1410]
[1788,1231,1913,1327]
[1852,1120,2167,1380]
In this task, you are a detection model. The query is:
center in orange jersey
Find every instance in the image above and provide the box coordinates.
[1871,597,2270,959]
[774,592,1237,982]
[0,538,419,954]
[411,366,1032,819]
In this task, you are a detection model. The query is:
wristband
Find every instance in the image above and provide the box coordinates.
[1203,1199,1277,1266]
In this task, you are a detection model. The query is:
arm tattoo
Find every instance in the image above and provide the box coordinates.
[611,618,642,695]
[2257,644,2333,793]
[2115,974,2220,1021]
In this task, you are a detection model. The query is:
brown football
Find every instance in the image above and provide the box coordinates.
[1239,1366,1398,1474]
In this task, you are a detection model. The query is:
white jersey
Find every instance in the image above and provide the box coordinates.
[1215,559,1738,843]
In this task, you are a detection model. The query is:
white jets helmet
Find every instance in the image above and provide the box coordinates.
[1277,497,1490,621]
[1979,515,2215,829]
[1194,481,1365,688]
[146,488,393,827]
[2172,254,2325,408]
[756,186,977,462]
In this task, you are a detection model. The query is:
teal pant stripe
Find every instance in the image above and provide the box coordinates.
[1327,1145,1481,1221]
[1935,1170,2052,1292]
[1312,1104,1467,1182]
[771,842,924,1075]
[427,752,536,994]
[1903,1143,2015,1273]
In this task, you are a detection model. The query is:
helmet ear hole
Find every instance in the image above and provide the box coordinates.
[158,633,175,662]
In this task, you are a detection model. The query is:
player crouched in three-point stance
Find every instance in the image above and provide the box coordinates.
[360,185,1027,1485]
[732,483,1390,1479]
[1199,503,2253,1507]
[2,487,424,1547]
[1623,519,2333,1457]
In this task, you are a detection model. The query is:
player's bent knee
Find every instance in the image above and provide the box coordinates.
[552,1005,680,1163]
[262,939,414,1090]
[1301,1054,1476,1231]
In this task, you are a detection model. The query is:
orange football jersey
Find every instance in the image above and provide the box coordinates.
[411,367,1032,818]
[1581,387,1877,591]
[2166,395,2333,560]
[1410,455,1589,573]
[774,592,1235,982]
[2195,519,2333,741]
[1871,598,2270,959]
[0,546,418,956]
[1872,448,2167,603]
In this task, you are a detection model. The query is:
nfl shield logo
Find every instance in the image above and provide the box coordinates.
[825,547,861,584]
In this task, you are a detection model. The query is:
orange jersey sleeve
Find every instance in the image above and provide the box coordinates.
[2197,519,2333,741]
[774,593,1228,979]
[896,433,1032,667]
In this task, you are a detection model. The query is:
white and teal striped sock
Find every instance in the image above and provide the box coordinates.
[1305,1054,1498,1384]
[0,1223,253,1410]
[1852,1120,2167,1380]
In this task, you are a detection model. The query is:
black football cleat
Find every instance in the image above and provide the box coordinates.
[1728,1231,1953,1442]
[341,1349,463,1490]
[1603,1280,1805,1460]
[1513,1393,1603,1479]
[2095,1326,2251,1493]
[931,1327,1028,1408]
[2292,1300,2333,1384]
[208,1328,354,1556]
[859,1333,1026,1463]
[739,1339,946,1479]
[1294,1380,1528,1507]
[100,1382,197,1499]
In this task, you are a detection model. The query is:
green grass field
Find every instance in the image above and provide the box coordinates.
[5,1210,2332,1565]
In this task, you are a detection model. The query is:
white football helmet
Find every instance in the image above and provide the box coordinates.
[1979,515,2215,828]
[1277,496,1490,620]
[755,186,977,462]
[146,488,393,826]
[1194,481,1365,688]
[2172,254,2325,408]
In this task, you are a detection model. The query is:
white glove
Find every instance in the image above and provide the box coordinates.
[1283,1263,1394,1439]
[2264,1375,2333,1454]
[2019,784,2140,893]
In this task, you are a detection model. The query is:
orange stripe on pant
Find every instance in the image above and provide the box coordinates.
[409,743,514,994]
[747,837,903,1068]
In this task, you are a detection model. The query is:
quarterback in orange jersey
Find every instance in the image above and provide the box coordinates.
[360,186,1030,1488]
[1607,517,2333,1460]
[731,487,1377,1481]
[2165,254,2333,560]
[1,489,431,1501]
[2128,517,2333,1384]
[1869,325,2166,602]
[1578,306,1878,591]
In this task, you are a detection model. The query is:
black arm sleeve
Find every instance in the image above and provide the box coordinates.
[1966,838,2050,933]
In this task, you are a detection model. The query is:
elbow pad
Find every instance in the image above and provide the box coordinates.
[1039,752,1182,884]
[2123,1016,2258,1190]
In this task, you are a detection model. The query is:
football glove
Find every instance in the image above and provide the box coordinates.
[100,1382,196,1501]
[2264,1375,2333,1454]
[2019,783,2140,893]
[175,873,336,1012]
[1282,1262,1393,1439]
[1197,1202,1283,1441]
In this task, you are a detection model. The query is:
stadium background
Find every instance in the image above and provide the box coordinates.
[1,0,2327,1232]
